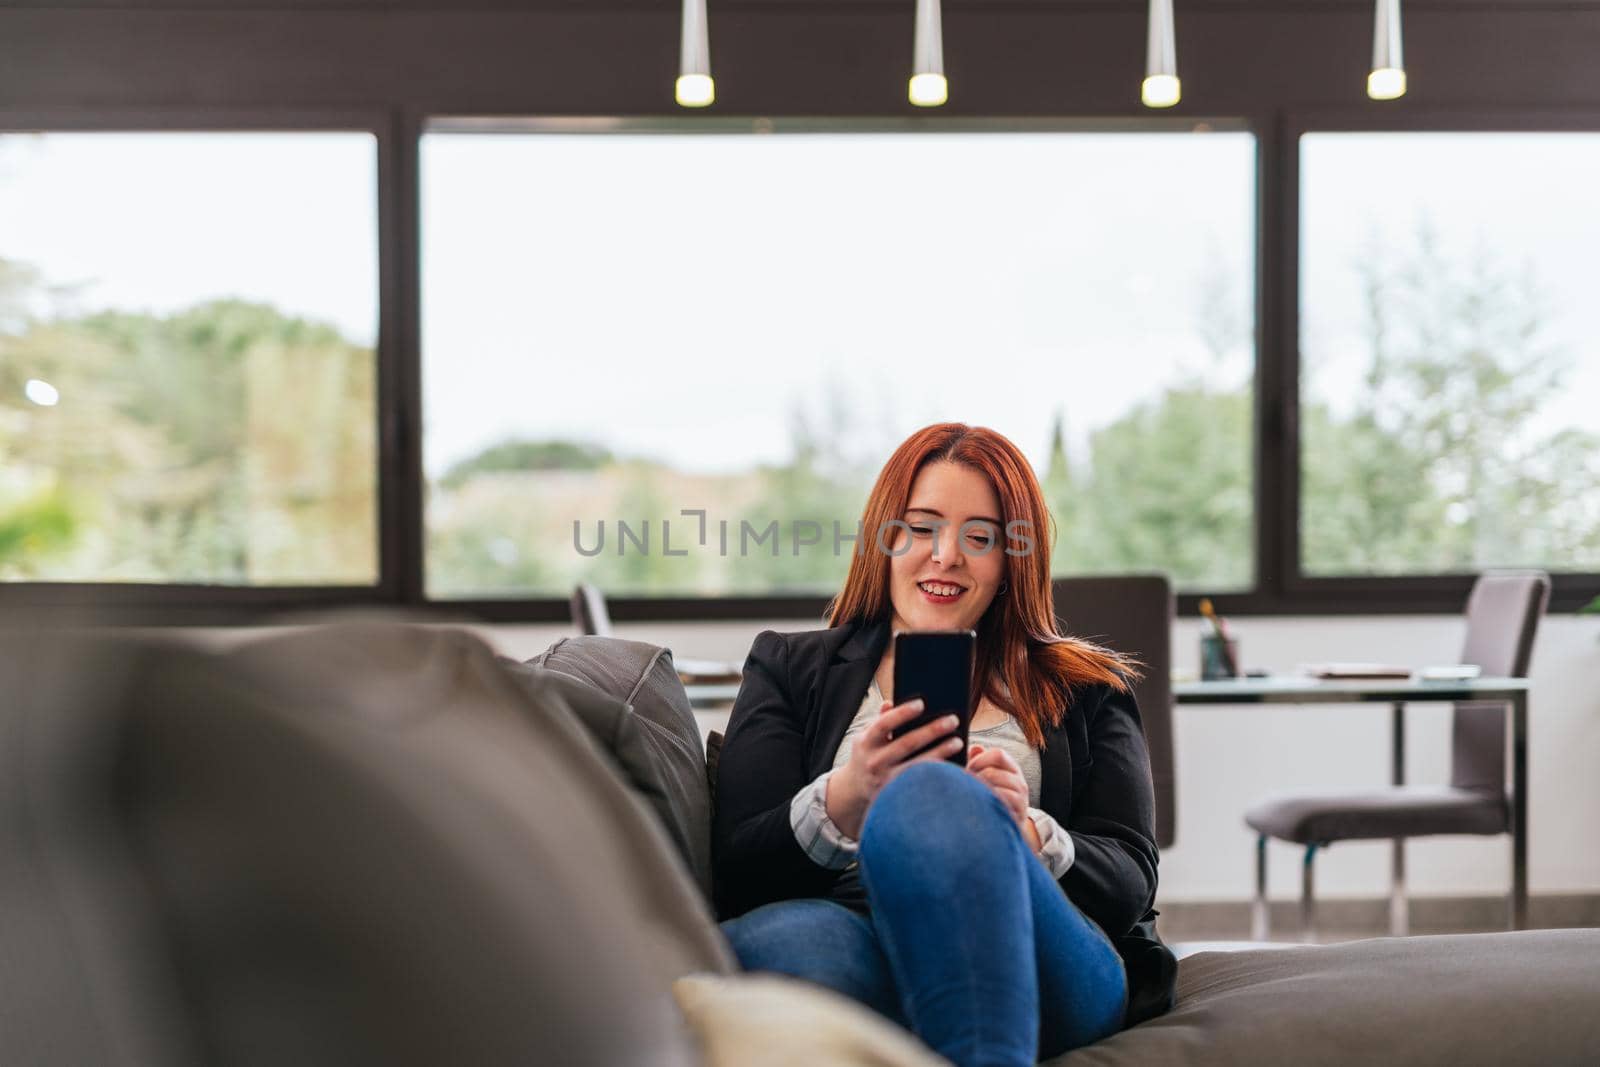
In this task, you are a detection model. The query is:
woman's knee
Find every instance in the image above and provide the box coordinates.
[860,759,1012,856]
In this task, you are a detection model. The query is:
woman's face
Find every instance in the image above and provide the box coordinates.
[886,460,1008,635]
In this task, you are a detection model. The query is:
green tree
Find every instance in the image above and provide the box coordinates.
[1041,407,1085,576]
[581,459,697,594]
[1061,250,1255,590]
[0,488,76,573]
[1,288,377,583]
[736,388,872,594]
[1303,226,1600,574]
[440,438,613,489]
[1076,384,1253,589]
[426,508,552,594]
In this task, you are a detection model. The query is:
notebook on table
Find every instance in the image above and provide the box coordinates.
[1300,662,1415,680]
[1299,663,1483,682]
[673,657,744,683]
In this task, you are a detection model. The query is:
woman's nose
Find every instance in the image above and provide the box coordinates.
[930,525,964,565]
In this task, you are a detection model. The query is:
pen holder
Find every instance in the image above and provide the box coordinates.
[1200,634,1239,680]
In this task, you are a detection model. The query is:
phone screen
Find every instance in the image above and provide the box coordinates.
[890,629,976,766]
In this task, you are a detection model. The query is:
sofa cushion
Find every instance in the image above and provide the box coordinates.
[1049,929,1600,1066]
[673,972,947,1067]
[3,620,733,1067]
[517,635,714,902]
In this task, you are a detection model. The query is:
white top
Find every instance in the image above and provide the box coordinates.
[788,677,1077,878]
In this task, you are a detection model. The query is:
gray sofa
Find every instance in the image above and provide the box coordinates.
[4,619,1596,1066]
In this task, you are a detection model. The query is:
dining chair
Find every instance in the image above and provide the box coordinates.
[570,582,614,637]
[1244,571,1550,940]
[571,582,741,680]
[1051,574,1177,851]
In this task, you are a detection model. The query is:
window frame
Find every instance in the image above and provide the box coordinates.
[417,114,1263,622]
[1272,108,1600,617]
[0,106,406,623]
[3,106,1597,623]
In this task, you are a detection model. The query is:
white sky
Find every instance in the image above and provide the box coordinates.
[420,130,1256,478]
[1301,132,1600,429]
[3,128,1595,483]
[0,132,378,346]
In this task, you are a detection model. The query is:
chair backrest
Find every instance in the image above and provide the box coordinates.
[1051,575,1176,850]
[1451,571,1550,793]
[570,582,614,637]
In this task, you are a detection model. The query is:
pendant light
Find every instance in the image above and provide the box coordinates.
[676,0,714,108]
[909,0,948,107]
[1368,0,1406,100]
[1142,0,1180,108]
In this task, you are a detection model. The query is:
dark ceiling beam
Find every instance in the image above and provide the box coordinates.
[2,7,1598,113]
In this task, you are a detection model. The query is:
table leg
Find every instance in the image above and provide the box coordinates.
[1391,701,1405,786]
[1510,691,1528,930]
[1390,701,1408,936]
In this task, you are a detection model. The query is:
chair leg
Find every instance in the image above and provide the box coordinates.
[1252,834,1270,941]
[1390,837,1409,937]
[1300,843,1320,943]
[1508,832,1518,932]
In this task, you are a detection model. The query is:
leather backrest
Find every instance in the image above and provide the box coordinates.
[1451,572,1550,793]
[519,634,714,903]
[570,582,614,637]
[1051,575,1177,849]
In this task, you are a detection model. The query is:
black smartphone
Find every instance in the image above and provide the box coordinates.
[890,629,977,767]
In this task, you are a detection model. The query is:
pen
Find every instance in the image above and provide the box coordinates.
[1199,597,1228,639]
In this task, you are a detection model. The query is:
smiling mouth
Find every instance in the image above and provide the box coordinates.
[917,580,967,603]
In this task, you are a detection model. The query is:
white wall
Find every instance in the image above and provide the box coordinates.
[475,613,1600,903]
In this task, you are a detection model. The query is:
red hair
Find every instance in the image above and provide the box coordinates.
[824,422,1137,749]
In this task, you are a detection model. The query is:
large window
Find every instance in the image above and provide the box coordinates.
[8,118,1595,618]
[0,131,380,585]
[1299,132,1600,578]
[422,122,1256,599]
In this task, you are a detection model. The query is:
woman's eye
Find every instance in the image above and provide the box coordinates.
[908,523,992,544]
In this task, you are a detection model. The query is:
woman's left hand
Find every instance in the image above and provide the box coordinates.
[966,743,1029,829]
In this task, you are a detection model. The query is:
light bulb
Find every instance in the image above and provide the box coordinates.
[909,73,948,108]
[1142,74,1181,108]
[1367,67,1406,100]
[676,73,715,108]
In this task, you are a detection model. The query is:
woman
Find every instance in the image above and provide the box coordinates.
[712,423,1177,1065]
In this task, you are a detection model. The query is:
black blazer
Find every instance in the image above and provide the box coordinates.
[711,614,1178,1028]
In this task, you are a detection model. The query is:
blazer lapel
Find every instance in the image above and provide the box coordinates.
[1038,720,1075,816]
[806,615,893,780]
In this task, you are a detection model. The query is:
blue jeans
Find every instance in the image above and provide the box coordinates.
[719,762,1128,1066]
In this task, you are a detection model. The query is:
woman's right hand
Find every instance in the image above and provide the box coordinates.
[824,698,965,840]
